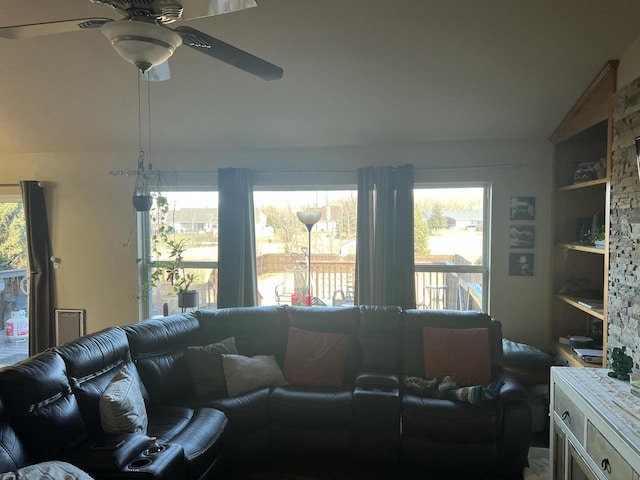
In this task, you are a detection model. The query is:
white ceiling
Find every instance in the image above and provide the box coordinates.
[1,0,640,156]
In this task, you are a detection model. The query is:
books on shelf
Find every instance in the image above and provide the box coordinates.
[575,298,604,311]
[572,348,603,364]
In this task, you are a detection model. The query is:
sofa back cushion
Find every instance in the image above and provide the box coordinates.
[56,327,138,434]
[196,306,290,366]
[423,326,491,386]
[287,306,360,383]
[0,351,87,460]
[123,313,200,405]
[0,402,32,473]
[358,305,402,372]
[401,309,503,378]
[283,327,350,386]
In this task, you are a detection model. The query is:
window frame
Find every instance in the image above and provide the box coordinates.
[413,182,491,313]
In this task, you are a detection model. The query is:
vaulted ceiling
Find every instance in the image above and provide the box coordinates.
[1,0,640,156]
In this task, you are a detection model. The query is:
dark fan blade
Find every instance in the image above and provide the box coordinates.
[0,18,113,39]
[174,26,283,81]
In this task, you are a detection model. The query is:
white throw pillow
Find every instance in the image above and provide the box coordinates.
[0,460,94,479]
[222,354,287,397]
[99,366,148,434]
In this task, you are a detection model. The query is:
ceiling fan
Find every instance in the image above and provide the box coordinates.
[0,0,283,81]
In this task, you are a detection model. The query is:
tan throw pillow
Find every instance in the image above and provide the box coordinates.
[283,327,350,387]
[99,366,148,434]
[423,327,491,387]
[185,337,238,397]
[221,354,287,397]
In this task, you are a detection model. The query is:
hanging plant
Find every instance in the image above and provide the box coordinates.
[132,151,153,212]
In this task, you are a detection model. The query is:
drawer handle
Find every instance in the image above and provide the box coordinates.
[601,458,611,473]
[561,410,571,424]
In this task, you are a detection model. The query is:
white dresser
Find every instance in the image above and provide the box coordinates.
[551,367,640,480]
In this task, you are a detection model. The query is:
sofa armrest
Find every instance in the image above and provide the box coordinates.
[62,433,150,472]
[355,372,399,391]
[496,375,529,404]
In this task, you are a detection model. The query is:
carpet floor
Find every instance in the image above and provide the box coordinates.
[224,448,551,480]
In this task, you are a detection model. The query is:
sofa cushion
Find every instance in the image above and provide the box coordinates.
[185,337,237,397]
[123,314,200,405]
[402,393,497,442]
[0,351,87,460]
[99,366,148,434]
[269,386,353,428]
[146,405,227,480]
[423,327,491,386]
[55,327,138,434]
[222,355,287,397]
[283,327,349,387]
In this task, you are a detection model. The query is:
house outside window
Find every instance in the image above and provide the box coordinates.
[414,184,490,311]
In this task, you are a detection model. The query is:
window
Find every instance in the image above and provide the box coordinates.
[139,192,219,318]
[139,183,488,315]
[414,185,490,311]
[254,190,357,307]
[0,195,29,365]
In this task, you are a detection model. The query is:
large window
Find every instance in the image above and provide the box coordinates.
[414,185,490,311]
[254,190,357,307]
[140,184,488,315]
[0,195,28,365]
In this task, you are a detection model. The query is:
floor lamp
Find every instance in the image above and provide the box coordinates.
[296,211,322,305]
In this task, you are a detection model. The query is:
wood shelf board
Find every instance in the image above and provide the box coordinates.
[552,342,605,368]
[558,177,607,192]
[559,243,606,255]
[556,294,605,320]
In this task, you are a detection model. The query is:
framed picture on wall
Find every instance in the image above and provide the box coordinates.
[54,309,86,345]
[509,225,535,249]
[510,196,535,220]
[509,253,534,276]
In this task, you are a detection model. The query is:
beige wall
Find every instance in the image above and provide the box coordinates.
[2,140,552,348]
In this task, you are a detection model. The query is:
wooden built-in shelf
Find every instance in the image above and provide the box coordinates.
[552,342,591,368]
[558,177,607,192]
[556,294,604,320]
[559,243,606,255]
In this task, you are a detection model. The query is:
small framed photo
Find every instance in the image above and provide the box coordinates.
[509,225,535,249]
[509,253,534,276]
[510,196,535,220]
[54,309,86,345]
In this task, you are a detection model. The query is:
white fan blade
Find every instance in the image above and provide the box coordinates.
[143,61,171,82]
[181,0,257,21]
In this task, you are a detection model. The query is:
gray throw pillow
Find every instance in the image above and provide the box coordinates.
[99,365,148,434]
[0,461,94,480]
[185,337,238,397]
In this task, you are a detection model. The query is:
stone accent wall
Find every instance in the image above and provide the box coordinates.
[609,78,640,370]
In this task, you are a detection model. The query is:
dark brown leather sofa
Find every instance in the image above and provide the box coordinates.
[0,305,531,479]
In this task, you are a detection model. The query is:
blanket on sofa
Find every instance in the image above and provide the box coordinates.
[402,375,504,405]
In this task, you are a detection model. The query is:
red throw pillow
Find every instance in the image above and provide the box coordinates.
[283,327,349,387]
[423,327,491,387]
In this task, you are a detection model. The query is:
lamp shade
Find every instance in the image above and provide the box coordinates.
[296,211,322,226]
[102,20,182,72]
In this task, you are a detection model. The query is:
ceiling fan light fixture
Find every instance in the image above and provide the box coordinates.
[101,19,182,72]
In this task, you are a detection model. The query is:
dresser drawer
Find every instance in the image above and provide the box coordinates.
[554,384,585,444]
[587,422,633,480]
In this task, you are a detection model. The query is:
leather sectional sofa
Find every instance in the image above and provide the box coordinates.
[0,305,532,479]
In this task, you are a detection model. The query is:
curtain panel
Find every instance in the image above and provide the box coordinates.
[217,168,258,308]
[20,181,55,354]
[355,165,416,309]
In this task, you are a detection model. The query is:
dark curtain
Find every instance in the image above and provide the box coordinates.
[20,181,55,354]
[217,168,258,307]
[355,165,415,309]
